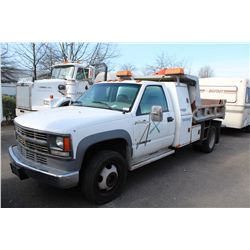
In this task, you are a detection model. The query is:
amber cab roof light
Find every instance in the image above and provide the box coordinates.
[116,70,133,77]
[154,68,184,76]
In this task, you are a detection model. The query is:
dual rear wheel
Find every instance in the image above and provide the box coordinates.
[192,126,217,153]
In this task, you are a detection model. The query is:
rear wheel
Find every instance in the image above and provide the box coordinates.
[201,126,216,153]
[192,126,217,153]
[81,150,127,204]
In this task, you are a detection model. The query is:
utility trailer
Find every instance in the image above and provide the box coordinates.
[9,68,226,204]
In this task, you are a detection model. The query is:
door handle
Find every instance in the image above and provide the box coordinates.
[167,117,174,122]
[135,119,149,125]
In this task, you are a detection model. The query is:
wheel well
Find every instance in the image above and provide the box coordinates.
[82,139,129,167]
[199,120,221,143]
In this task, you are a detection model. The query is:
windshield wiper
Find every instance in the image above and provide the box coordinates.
[72,101,83,106]
[92,101,113,110]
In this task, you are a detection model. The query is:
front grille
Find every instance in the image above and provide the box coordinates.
[16,134,49,153]
[16,124,47,141]
[15,123,49,165]
[19,145,47,165]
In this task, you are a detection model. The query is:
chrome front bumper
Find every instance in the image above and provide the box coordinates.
[8,145,79,189]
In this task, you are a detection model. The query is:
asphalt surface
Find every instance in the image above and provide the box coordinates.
[1,125,250,208]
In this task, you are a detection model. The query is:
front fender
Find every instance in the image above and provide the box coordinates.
[75,130,132,169]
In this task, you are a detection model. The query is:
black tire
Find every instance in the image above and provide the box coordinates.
[81,150,127,204]
[192,142,202,152]
[200,126,217,153]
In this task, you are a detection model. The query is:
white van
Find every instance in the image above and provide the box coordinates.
[199,78,250,132]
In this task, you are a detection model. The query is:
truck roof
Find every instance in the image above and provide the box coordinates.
[99,74,198,86]
[98,80,163,85]
[134,74,198,86]
[53,62,89,68]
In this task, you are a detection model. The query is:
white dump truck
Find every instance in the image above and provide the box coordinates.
[15,62,108,116]
[9,68,226,204]
[199,78,250,132]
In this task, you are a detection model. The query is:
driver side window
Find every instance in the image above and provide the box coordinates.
[76,68,88,81]
[137,85,168,116]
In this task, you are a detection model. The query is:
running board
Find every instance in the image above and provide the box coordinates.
[130,149,175,171]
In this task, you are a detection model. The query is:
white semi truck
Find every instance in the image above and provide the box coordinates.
[15,62,108,116]
[9,68,226,204]
[200,78,250,132]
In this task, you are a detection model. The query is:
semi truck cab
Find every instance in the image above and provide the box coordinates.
[16,62,96,116]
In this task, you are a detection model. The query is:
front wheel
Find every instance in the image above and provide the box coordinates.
[81,150,127,204]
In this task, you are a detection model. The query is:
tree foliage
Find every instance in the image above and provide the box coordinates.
[144,52,190,74]
[16,42,119,77]
[1,43,18,82]
[14,43,48,80]
[120,63,136,72]
[2,95,16,122]
[198,65,214,78]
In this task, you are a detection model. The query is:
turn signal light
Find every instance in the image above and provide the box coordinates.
[63,137,71,152]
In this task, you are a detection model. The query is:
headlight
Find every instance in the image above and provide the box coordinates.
[56,137,64,149]
[49,135,72,158]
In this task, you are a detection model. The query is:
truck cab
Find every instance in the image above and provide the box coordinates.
[16,62,95,116]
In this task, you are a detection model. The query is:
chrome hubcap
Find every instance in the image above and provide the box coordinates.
[98,164,118,191]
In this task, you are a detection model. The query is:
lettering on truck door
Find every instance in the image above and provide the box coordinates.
[133,85,175,160]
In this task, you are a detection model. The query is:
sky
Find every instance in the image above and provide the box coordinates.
[112,43,249,78]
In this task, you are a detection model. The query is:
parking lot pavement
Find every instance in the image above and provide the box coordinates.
[1,125,250,208]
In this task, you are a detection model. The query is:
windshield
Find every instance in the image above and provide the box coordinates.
[51,66,75,80]
[75,83,141,112]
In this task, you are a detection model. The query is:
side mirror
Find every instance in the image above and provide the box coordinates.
[150,106,163,122]
[58,84,66,91]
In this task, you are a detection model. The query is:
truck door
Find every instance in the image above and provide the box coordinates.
[75,67,90,98]
[133,85,175,160]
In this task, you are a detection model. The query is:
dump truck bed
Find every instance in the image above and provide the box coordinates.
[193,99,226,123]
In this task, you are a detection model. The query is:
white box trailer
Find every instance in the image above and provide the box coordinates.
[199,78,250,132]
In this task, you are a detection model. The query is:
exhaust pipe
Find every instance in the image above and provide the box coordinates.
[92,63,108,81]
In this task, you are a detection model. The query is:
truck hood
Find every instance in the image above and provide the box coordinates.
[14,106,129,133]
[34,79,66,87]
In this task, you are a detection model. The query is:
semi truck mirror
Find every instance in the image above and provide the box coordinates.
[150,106,163,122]
[58,85,66,91]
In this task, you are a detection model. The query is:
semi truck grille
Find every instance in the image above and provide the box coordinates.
[19,145,48,165]
[15,124,49,165]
